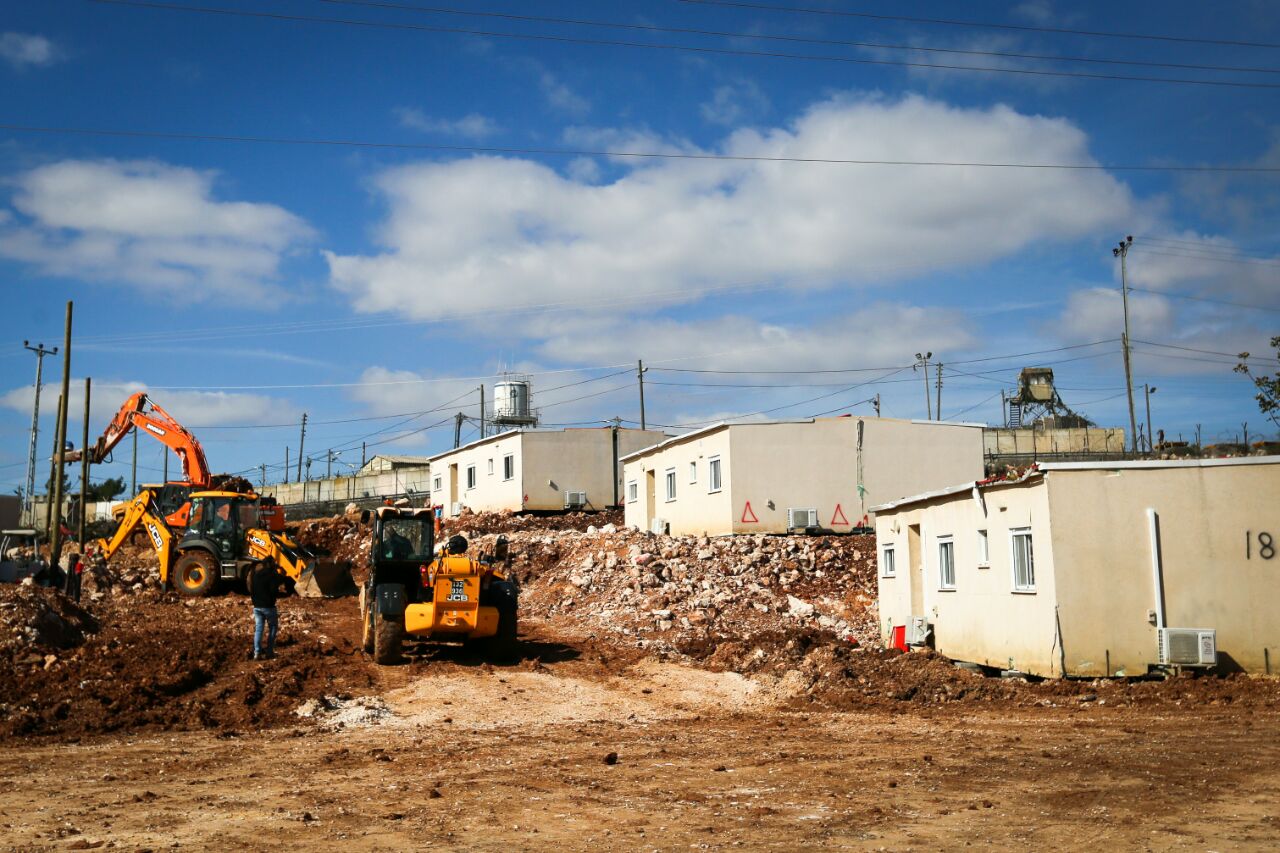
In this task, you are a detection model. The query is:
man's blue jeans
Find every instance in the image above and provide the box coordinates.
[253,607,279,658]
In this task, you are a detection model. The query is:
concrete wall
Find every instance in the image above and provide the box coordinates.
[260,466,431,506]
[983,427,1126,457]
[876,480,1061,675]
[876,458,1280,677]
[437,428,665,514]
[625,417,985,537]
[1046,461,1280,676]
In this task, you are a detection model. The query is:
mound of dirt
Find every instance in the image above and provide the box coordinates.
[446,507,624,537]
[0,595,375,740]
[0,585,98,657]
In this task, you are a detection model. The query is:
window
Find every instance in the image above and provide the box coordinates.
[626,480,638,503]
[708,456,722,493]
[466,465,476,490]
[977,529,989,566]
[938,537,956,590]
[433,475,442,493]
[1011,528,1036,591]
[881,546,896,578]
[487,458,494,476]
[689,461,698,483]
[502,454,514,481]
[665,468,677,502]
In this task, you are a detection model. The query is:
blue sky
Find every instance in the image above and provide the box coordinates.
[1,0,1278,494]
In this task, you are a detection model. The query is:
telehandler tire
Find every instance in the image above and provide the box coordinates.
[359,586,375,654]
[480,580,518,659]
[373,604,404,665]
[172,551,219,597]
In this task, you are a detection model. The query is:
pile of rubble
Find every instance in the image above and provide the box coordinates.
[446,508,623,537]
[0,584,98,661]
[482,525,880,656]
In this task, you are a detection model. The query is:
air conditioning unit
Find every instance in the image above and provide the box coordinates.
[1158,627,1217,667]
[907,616,932,647]
[787,507,819,530]
[650,518,669,535]
[564,490,587,509]
[450,502,462,517]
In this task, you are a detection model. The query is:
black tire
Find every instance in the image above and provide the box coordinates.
[172,550,219,597]
[481,580,519,659]
[359,585,375,654]
[372,599,404,665]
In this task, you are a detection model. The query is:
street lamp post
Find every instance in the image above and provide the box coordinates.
[1144,384,1157,455]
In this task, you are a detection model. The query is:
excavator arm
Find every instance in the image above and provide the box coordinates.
[65,392,212,487]
[244,528,355,598]
[90,488,174,576]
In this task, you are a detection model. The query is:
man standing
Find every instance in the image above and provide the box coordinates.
[250,561,286,660]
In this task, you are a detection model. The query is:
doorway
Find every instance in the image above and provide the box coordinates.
[908,523,923,616]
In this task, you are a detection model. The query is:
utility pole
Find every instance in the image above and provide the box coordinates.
[935,362,944,421]
[361,441,367,469]
[131,428,137,496]
[1143,384,1157,455]
[50,300,72,568]
[637,359,648,431]
[46,393,64,545]
[454,412,464,448]
[1242,421,1250,451]
[479,384,486,440]
[21,341,56,521]
[296,412,307,482]
[163,444,169,483]
[285,447,290,484]
[79,377,90,548]
[1114,236,1139,454]
[261,463,266,489]
[873,394,881,417]
[326,449,334,479]
[914,352,933,420]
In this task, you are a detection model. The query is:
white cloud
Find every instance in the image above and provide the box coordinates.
[0,33,60,69]
[327,93,1133,322]
[0,159,312,302]
[395,108,501,139]
[0,380,298,429]
[539,69,590,116]
[1125,233,1278,302]
[700,80,771,126]
[1056,287,1175,342]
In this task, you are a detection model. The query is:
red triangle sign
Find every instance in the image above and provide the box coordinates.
[740,501,759,523]
[830,503,850,526]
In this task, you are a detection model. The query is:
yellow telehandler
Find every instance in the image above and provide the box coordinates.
[358,506,518,664]
[92,489,355,597]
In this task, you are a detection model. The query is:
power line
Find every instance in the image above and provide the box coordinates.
[4,122,1276,173]
[674,0,1280,51]
[1132,235,1280,259]
[89,0,1280,89]
[1127,286,1280,314]
[1131,249,1280,270]
[316,0,1280,76]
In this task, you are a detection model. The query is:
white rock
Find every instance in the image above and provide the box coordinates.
[787,595,815,618]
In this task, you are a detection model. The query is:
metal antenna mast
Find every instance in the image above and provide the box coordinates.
[21,341,57,519]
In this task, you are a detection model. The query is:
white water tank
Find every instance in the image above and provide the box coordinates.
[494,379,532,421]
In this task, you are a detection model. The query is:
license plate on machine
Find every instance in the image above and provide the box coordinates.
[446,579,467,602]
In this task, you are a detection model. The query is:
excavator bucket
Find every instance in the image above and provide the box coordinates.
[295,558,357,598]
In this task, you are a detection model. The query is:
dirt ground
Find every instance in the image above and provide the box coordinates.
[3,511,1279,850]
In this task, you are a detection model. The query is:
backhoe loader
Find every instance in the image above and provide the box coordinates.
[358,506,518,664]
[65,392,284,534]
[91,489,355,598]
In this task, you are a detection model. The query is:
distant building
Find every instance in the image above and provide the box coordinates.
[873,457,1280,677]
[429,427,667,514]
[621,417,985,537]
[358,455,433,475]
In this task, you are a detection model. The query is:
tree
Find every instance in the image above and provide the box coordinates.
[44,470,70,496]
[1235,336,1280,428]
[87,476,127,502]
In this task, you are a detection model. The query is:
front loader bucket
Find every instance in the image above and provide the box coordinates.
[296,559,357,598]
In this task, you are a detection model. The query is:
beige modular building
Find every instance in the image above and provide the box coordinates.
[621,417,985,537]
[429,427,667,515]
[873,457,1280,677]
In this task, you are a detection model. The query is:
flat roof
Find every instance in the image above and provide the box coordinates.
[429,425,662,463]
[619,415,986,463]
[871,455,1280,513]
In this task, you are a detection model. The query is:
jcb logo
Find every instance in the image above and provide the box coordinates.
[249,535,268,549]
[146,523,163,550]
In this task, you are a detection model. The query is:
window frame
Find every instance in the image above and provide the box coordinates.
[626,480,638,504]
[433,475,442,493]
[689,460,698,484]
[502,454,515,481]
[487,458,494,476]
[664,467,677,502]
[977,529,990,567]
[880,545,896,578]
[708,456,722,493]
[1011,527,1036,592]
[937,535,956,590]
[466,465,477,490]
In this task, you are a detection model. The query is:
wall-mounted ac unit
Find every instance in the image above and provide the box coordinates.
[564,490,587,509]
[650,518,669,535]
[1158,627,1216,666]
[907,616,932,647]
[787,507,819,530]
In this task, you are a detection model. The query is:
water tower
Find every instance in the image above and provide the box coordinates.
[492,374,538,429]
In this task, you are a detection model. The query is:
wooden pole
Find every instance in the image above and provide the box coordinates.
[79,377,91,547]
[50,300,73,567]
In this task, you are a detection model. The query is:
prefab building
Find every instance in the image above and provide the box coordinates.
[873,457,1280,677]
[621,417,985,537]
[429,427,667,515]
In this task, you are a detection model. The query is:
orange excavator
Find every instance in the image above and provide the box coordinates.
[65,392,285,533]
